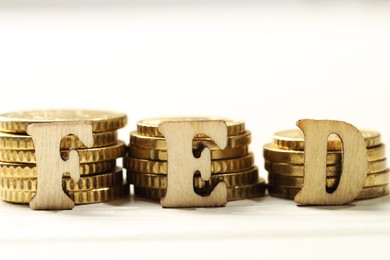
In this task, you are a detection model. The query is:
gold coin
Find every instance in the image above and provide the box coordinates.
[65,168,123,191]
[357,185,390,199]
[129,145,249,161]
[267,169,389,189]
[0,184,129,204]
[124,153,254,174]
[0,160,116,178]
[263,143,385,164]
[0,110,127,134]
[137,117,245,137]
[273,129,381,151]
[0,141,125,163]
[265,158,388,177]
[268,184,389,200]
[128,166,259,189]
[0,131,117,150]
[0,168,123,191]
[133,178,266,201]
[130,130,251,150]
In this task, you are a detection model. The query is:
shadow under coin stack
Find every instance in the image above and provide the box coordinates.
[125,118,266,202]
[264,129,389,200]
[0,110,129,205]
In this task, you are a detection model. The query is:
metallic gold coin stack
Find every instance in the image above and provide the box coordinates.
[0,110,129,205]
[264,129,389,200]
[125,118,266,201]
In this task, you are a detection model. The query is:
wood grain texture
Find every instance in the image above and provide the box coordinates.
[294,119,368,205]
[158,120,228,207]
[26,122,94,210]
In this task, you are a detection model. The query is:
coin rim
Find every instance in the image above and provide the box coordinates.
[273,129,381,150]
[137,117,245,137]
[0,141,126,163]
[0,110,127,133]
[124,153,255,174]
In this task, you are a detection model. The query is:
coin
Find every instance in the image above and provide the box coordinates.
[268,184,389,200]
[124,153,254,174]
[127,166,259,189]
[128,145,249,161]
[0,131,117,150]
[134,178,266,201]
[0,184,129,204]
[273,129,381,150]
[0,110,127,134]
[267,169,389,189]
[0,160,116,178]
[0,168,124,191]
[357,185,390,199]
[137,117,245,137]
[130,130,251,150]
[264,159,388,177]
[0,141,126,163]
[263,143,386,164]
[64,168,123,191]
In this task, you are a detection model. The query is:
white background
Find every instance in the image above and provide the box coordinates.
[0,1,390,259]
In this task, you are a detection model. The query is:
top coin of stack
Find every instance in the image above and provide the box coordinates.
[264,129,389,200]
[0,110,129,205]
[125,117,266,201]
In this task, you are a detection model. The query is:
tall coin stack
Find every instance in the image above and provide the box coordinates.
[125,118,266,201]
[264,129,389,200]
[0,110,129,205]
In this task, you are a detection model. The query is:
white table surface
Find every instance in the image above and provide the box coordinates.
[1,189,390,260]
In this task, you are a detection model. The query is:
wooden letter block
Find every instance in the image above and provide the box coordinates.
[27,122,94,210]
[294,119,368,205]
[158,120,228,207]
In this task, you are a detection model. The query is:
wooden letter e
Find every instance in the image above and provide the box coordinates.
[158,120,228,208]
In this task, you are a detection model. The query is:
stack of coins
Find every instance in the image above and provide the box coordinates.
[125,118,266,201]
[0,110,129,205]
[264,129,389,200]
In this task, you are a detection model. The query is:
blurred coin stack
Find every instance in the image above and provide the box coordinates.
[264,129,389,200]
[0,110,129,205]
[125,118,266,201]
